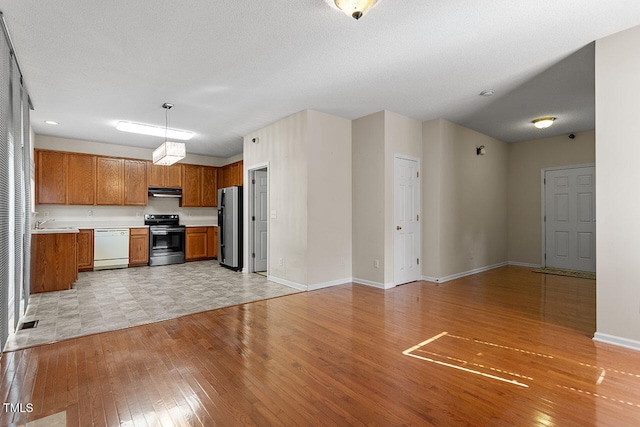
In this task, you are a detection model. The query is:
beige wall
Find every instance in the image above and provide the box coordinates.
[35,134,232,167]
[243,111,309,286]
[307,110,352,286]
[352,112,386,285]
[352,111,422,287]
[507,131,595,266]
[243,110,352,289]
[422,119,508,280]
[384,111,423,285]
[594,24,640,347]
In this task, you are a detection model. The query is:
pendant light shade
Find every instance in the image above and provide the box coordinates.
[153,103,186,166]
[334,0,379,20]
[153,141,186,166]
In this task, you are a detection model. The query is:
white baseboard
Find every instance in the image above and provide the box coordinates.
[421,262,508,284]
[352,277,395,289]
[593,332,640,352]
[267,275,307,291]
[508,261,541,268]
[308,277,352,291]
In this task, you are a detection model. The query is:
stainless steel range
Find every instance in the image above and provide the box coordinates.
[145,214,186,266]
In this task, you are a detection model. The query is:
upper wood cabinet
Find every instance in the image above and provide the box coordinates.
[218,160,243,189]
[67,153,96,205]
[96,157,124,205]
[124,160,148,206]
[181,164,217,207]
[181,164,202,207]
[147,163,182,188]
[202,166,218,207]
[36,150,67,204]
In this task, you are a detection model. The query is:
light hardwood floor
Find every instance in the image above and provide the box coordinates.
[2,266,640,426]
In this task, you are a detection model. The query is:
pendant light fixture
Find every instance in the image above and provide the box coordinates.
[334,0,379,20]
[153,103,186,166]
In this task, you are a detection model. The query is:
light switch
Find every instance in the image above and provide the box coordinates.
[270,210,277,219]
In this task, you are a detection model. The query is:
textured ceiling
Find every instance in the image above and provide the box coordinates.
[2,1,640,158]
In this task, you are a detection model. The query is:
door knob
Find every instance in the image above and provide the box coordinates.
[397,226,402,230]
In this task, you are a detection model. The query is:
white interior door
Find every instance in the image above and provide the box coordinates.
[394,156,421,285]
[253,169,268,272]
[544,166,596,272]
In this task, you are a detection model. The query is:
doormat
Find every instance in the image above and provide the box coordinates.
[532,268,595,280]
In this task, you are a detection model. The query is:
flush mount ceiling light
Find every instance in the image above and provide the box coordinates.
[152,103,186,166]
[116,121,194,140]
[334,0,380,20]
[532,117,556,129]
[44,120,59,125]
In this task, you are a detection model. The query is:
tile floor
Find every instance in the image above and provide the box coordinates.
[4,261,298,352]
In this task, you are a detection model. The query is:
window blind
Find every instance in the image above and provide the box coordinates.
[0,23,10,350]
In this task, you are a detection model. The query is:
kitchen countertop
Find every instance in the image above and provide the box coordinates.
[32,227,80,234]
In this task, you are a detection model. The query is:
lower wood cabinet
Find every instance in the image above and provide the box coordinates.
[186,226,217,261]
[129,228,149,267]
[77,229,94,272]
[208,226,218,259]
[31,232,78,293]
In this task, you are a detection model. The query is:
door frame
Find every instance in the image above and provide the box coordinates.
[540,163,595,269]
[393,154,421,286]
[247,162,269,274]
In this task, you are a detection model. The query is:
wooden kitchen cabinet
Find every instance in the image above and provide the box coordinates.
[124,160,148,206]
[181,164,218,207]
[96,157,124,205]
[186,227,208,260]
[129,228,149,267]
[202,166,218,207]
[77,229,94,272]
[182,164,202,207]
[66,153,96,205]
[218,160,243,189]
[147,162,182,188]
[35,150,67,204]
[31,232,78,293]
[208,226,218,259]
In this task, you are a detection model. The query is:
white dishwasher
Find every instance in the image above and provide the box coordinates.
[93,229,130,270]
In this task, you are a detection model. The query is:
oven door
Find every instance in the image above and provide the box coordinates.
[149,226,185,266]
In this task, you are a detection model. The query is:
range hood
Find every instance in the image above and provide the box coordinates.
[148,187,182,198]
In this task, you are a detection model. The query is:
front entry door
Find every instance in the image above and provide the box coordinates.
[394,156,421,285]
[544,166,596,272]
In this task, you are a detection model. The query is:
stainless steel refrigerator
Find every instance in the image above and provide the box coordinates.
[217,186,243,271]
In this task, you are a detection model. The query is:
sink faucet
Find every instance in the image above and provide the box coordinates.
[35,218,54,229]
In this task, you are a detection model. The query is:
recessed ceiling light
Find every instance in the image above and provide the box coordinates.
[532,117,556,129]
[116,121,194,140]
[479,89,495,96]
[44,120,59,125]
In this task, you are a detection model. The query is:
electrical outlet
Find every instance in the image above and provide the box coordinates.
[87,210,93,217]
[374,259,379,269]
[135,212,140,217]
[43,212,49,217]
[279,258,284,266]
